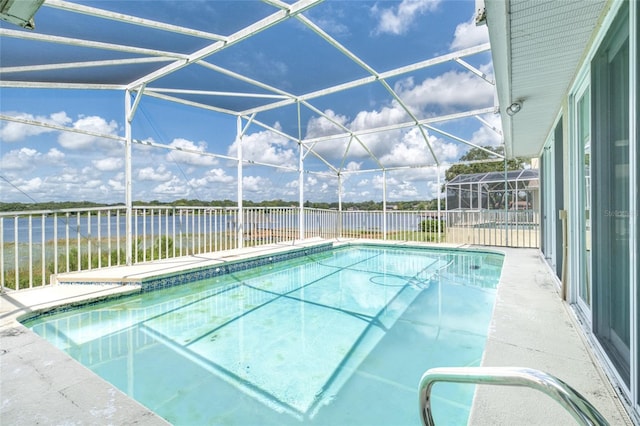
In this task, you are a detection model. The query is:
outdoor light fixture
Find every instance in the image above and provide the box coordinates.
[506,101,522,116]
[0,0,45,30]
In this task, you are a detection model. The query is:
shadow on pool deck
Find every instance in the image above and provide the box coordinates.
[0,241,634,425]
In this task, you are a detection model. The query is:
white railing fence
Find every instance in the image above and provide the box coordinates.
[1,207,538,291]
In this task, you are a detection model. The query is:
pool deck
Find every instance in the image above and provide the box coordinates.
[0,239,635,425]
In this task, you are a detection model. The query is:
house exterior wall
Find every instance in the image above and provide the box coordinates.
[538,0,639,420]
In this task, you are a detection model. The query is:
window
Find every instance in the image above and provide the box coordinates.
[591,3,630,386]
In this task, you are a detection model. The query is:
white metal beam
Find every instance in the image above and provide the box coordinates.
[0,28,188,59]
[247,116,340,174]
[302,100,385,170]
[145,87,288,100]
[127,84,146,123]
[133,138,298,172]
[421,123,505,159]
[338,136,355,173]
[0,80,125,90]
[301,107,496,144]
[0,112,303,172]
[376,78,439,165]
[197,61,297,102]
[241,43,491,116]
[236,116,244,249]
[126,0,323,90]
[124,91,133,266]
[0,57,172,74]
[382,170,387,240]
[0,113,125,142]
[143,90,241,116]
[340,157,504,175]
[44,0,228,42]
[295,13,378,77]
[297,101,305,240]
[474,114,503,136]
[453,57,494,85]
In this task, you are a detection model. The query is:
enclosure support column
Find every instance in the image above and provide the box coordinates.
[298,142,305,240]
[382,170,387,240]
[437,165,441,243]
[338,173,343,238]
[504,155,509,246]
[124,90,133,266]
[298,102,305,240]
[236,116,244,249]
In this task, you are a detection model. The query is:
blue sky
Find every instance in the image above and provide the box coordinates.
[0,0,500,204]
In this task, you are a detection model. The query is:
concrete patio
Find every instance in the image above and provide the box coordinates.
[0,241,634,425]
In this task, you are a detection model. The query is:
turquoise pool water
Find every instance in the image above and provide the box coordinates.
[24,244,503,425]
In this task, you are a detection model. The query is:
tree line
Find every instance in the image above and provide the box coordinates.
[1,147,530,213]
[0,199,442,213]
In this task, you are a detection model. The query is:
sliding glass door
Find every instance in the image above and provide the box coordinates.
[591,4,630,386]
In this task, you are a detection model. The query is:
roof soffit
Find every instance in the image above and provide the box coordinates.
[486,0,607,159]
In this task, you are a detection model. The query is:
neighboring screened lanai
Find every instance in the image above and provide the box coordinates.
[445,169,539,211]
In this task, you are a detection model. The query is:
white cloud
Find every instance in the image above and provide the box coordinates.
[306,107,408,161]
[48,170,76,184]
[350,105,409,132]
[46,148,65,163]
[333,126,461,169]
[0,111,71,142]
[285,179,299,189]
[166,138,218,167]
[84,179,104,189]
[138,165,172,182]
[204,168,235,183]
[394,69,494,112]
[357,178,370,187]
[313,16,349,38]
[92,157,123,172]
[58,115,120,150]
[19,177,43,193]
[153,176,188,196]
[188,168,235,188]
[305,110,350,139]
[305,69,493,166]
[344,161,361,172]
[372,0,440,35]
[243,175,270,193]
[304,173,335,196]
[0,147,40,170]
[0,147,66,170]
[228,125,296,168]
[450,16,489,50]
[378,128,433,167]
[370,174,420,200]
[108,177,125,192]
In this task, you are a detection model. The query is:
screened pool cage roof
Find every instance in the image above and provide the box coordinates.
[447,169,539,186]
[0,0,501,182]
[445,169,538,211]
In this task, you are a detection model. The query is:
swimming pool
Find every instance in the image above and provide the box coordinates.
[23,244,503,425]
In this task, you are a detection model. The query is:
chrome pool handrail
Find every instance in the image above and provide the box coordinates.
[418,366,609,426]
